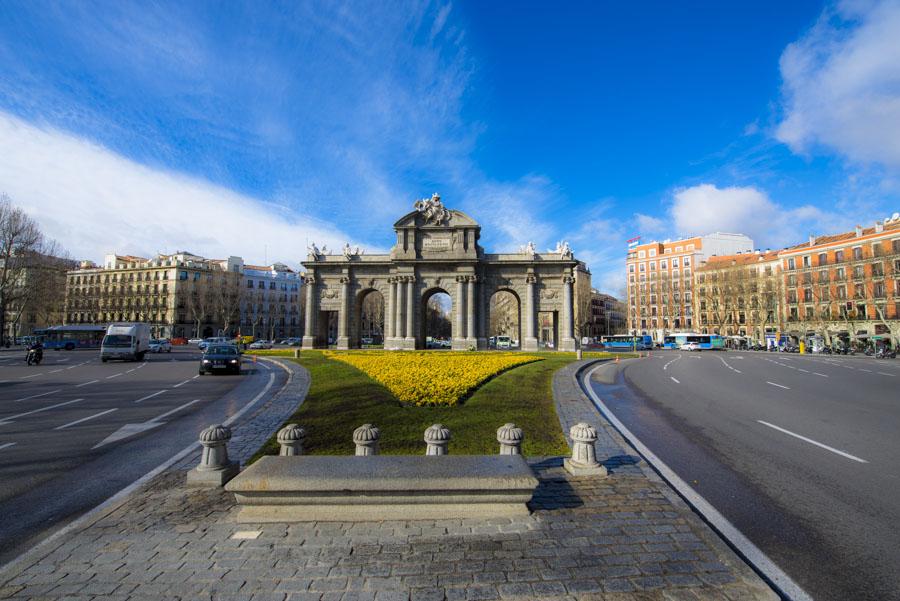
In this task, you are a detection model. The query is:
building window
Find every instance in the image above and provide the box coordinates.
[788,258,796,270]
[818,253,827,266]
[179,271,187,280]
[649,249,656,257]
[628,264,635,273]
[853,246,863,260]
[660,259,667,269]
[639,263,645,272]
[638,250,646,258]
[803,255,810,268]
[247,280,254,288]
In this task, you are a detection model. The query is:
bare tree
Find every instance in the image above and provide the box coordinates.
[214,272,244,336]
[182,275,216,338]
[0,195,58,344]
[361,292,385,338]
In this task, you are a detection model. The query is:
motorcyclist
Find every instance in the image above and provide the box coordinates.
[26,340,44,365]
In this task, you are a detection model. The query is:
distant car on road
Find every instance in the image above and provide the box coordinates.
[198,345,241,375]
[188,337,204,345]
[198,337,231,351]
[149,339,172,353]
[680,342,701,351]
[248,340,272,350]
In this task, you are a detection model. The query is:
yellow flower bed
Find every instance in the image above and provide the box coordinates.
[324,351,543,406]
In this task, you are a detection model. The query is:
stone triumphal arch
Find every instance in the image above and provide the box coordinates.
[301,195,589,351]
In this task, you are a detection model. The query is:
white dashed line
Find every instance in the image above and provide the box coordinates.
[54,408,118,430]
[814,373,828,378]
[191,374,200,380]
[12,389,61,403]
[151,399,202,421]
[75,379,99,388]
[125,369,136,374]
[134,390,167,404]
[105,373,123,379]
[670,376,680,384]
[0,442,16,451]
[172,379,191,388]
[0,398,85,425]
[859,369,872,373]
[757,420,868,463]
[767,381,790,390]
[19,373,44,379]
[798,368,809,373]
[877,372,895,377]
[49,369,63,374]
[663,356,680,371]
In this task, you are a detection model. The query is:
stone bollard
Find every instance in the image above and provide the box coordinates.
[187,424,240,487]
[293,348,300,359]
[277,423,306,456]
[496,423,524,455]
[424,424,451,455]
[563,422,607,477]
[353,424,380,456]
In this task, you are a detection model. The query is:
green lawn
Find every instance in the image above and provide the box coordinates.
[250,350,619,460]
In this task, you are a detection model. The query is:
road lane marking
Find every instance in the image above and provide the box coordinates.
[0,398,84,425]
[859,368,872,373]
[125,369,136,373]
[13,389,62,403]
[105,373,123,379]
[814,372,828,377]
[49,369,63,374]
[663,357,680,370]
[670,377,680,384]
[733,369,742,374]
[134,390,167,403]
[798,368,809,373]
[152,399,201,421]
[172,379,191,388]
[192,374,199,379]
[877,372,895,377]
[19,373,44,379]
[766,381,790,389]
[54,408,118,430]
[757,420,868,463]
[0,442,16,451]
[75,379,99,388]
[65,365,79,370]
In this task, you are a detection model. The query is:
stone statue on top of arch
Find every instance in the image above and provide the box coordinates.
[414,193,450,226]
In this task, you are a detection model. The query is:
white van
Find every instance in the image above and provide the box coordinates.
[496,335,511,349]
[101,323,151,362]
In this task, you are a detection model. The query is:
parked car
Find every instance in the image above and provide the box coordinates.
[149,339,172,353]
[198,336,230,351]
[248,340,272,350]
[680,342,701,351]
[170,337,188,345]
[188,338,204,345]
[198,344,241,375]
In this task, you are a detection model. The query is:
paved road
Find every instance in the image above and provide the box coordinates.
[588,351,900,601]
[0,347,285,564]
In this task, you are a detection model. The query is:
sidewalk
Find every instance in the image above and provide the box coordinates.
[0,358,777,601]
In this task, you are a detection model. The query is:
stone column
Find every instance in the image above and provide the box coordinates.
[466,275,476,347]
[337,276,351,349]
[277,423,306,456]
[302,275,317,349]
[385,277,395,347]
[353,423,380,456]
[497,423,524,455]
[405,276,415,348]
[564,422,607,476]
[455,276,466,347]
[477,276,488,349]
[560,275,576,352]
[523,275,538,351]
[395,278,406,341]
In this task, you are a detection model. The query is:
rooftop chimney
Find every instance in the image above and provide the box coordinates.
[875,220,884,233]
[809,234,816,246]
[855,225,863,237]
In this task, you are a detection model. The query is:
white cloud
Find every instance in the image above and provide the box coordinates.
[0,112,362,266]
[461,176,558,252]
[670,183,845,249]
[634,213,665,235]
[776,0,900,169]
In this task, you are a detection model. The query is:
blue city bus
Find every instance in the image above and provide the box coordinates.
[37,325,106,350]
[600,335,654,350]
[663,333,725,350]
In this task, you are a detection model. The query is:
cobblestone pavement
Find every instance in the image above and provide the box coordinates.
[0,358,777,601]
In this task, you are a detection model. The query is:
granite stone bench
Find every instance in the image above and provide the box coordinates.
[225,454,540,522]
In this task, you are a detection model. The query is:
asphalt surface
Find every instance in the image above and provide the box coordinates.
[0,346,285,565]
[588,350,900,601]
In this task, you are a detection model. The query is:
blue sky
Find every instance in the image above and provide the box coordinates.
[1,0,899,291]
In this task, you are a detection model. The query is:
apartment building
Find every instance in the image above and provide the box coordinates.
[241,263,302,340]
[779,217,900,347]
[587,289,626,338]
[695,251,783,346]
[626,233,753,341]
[65,252,302,340]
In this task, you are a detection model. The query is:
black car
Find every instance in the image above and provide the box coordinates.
[198,344,241,375]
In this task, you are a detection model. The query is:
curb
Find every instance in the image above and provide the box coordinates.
[0,356,290,582]
[579,360,812,601]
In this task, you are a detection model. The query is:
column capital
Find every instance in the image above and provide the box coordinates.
[456,275,468,283]
[467,275,479,283]
[525,275,537,284]
[303,275,316,285]
[562,275,575,284]
[339,276,351,284]
[404,275,416,283]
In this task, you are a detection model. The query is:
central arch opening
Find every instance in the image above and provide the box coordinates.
[421,289,452,349]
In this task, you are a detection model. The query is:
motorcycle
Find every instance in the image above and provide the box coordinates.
[26,347,43,366]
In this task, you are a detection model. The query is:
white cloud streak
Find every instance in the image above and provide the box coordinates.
[0,112,361,265]
[776,0,900,169]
